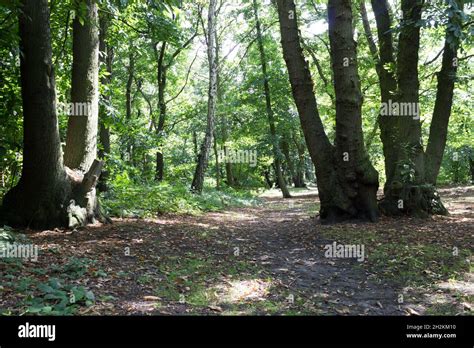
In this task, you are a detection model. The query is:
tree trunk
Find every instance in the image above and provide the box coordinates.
[213,131,220,189]
[98,12,112,192]
[125,42,134,163]
[1,0,70,228]
[281,138,296,187]
[252,0,291,198]
[63,0,106,224]
[293,132,307,188]
[214,29,222,190]
[191,0,218,194]
[375,0,447,216]
[425,0,464,185]
[1,0,104,229]
[216,25,235,186]
[155,41,167,181]
[64,0,100,172]
[369,0,398,189]
[153,30,197,181]
[328,0,379,221]
[222,133,235,186]
[276,0,378,222]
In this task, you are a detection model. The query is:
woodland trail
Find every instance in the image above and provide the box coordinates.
[1,187,472,315]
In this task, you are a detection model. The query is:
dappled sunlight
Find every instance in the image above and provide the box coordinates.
[259,186,319,199]
[437,275,474,296]
[212,279,272,304]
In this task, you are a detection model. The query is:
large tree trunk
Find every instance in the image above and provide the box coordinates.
[1,0,70,228]
[374,0,448,216]
[276,0,378,222]
[425,0,463,185]
[277,0,351,221]
[394,0,425,183]
[1,0,103,229]
[64,0,100,172]
[253,0,291,198]
[63,0,105,224]
[328,0,379,221]
[191,0,218,194]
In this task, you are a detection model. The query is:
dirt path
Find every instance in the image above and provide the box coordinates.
[191,191,403,315]
[1,187,472,315]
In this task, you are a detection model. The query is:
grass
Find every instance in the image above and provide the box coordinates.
[319,226,471,287]
[153,254,261,306]
[149,253,327,315]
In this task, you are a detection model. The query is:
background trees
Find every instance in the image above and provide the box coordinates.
[0,0,472,227]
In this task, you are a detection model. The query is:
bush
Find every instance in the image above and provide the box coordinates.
[101,174,261,218]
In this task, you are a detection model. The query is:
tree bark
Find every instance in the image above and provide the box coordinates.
[191,0,218,194]
[276,0,378,222]
[64,0,100,172]
[1,0,104,229]
[125,42,134,163]
[98,12,112,192]
[277,0,350,222]
[425,0,464,185]
[252,0,291,198]
[369,0,398,188]
[63,0,106,224]
[374,0,447,216]
[154,41,167,181]
[1,0,70,228]
[293,132,307,188]
[328,0,379,221]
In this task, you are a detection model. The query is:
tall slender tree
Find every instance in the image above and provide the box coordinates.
[153,23,198,181]
[191,0,218,194]
[98,12,113,192]
[252,0,291,198]
[425,0,464,184]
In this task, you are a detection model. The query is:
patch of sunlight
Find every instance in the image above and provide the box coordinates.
[437,279,474,295]
[122,300,156,313]
[212,279,272,304]
[219,211,258,221]
[259,186,318,199]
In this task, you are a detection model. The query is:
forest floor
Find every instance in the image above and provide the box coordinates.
[0,186,473,316]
